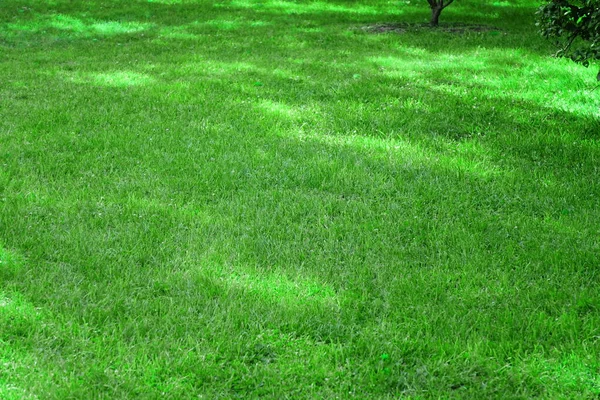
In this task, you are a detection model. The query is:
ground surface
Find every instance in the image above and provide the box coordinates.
[1,0,600,398]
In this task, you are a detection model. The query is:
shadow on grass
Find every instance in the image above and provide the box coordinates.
[2,0,600,396]
[4,61,599,319]
[0,0,554,55]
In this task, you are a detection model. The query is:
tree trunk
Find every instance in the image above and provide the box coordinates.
[430,6,442,27]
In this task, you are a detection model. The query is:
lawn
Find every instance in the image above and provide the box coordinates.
[1,0,599,398]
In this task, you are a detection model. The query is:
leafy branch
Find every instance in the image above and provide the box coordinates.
[537,0,600,79]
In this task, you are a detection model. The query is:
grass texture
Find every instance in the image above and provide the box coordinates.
[1,0,599,398]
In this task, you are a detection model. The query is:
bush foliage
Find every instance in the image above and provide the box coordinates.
[537,0,600,78]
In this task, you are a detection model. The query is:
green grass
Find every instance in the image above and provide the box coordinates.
[1,0,600,398]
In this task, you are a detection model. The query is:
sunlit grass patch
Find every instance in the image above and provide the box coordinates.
[61,70,156,87]
[256,99,306,120]
[0,291,45,345]
[371,48,600,119]
[147,0,186,3]
[288,129,506,182]
[4,14,153,39]
[216,0,403,16]
[203,264,340,310]
[0,347,36,400]
[0,285,51,400]
[48,14,151,35]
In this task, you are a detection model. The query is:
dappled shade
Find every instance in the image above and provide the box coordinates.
[1,0,599,398]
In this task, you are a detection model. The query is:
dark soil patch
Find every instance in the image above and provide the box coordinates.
[362,22,504,34]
